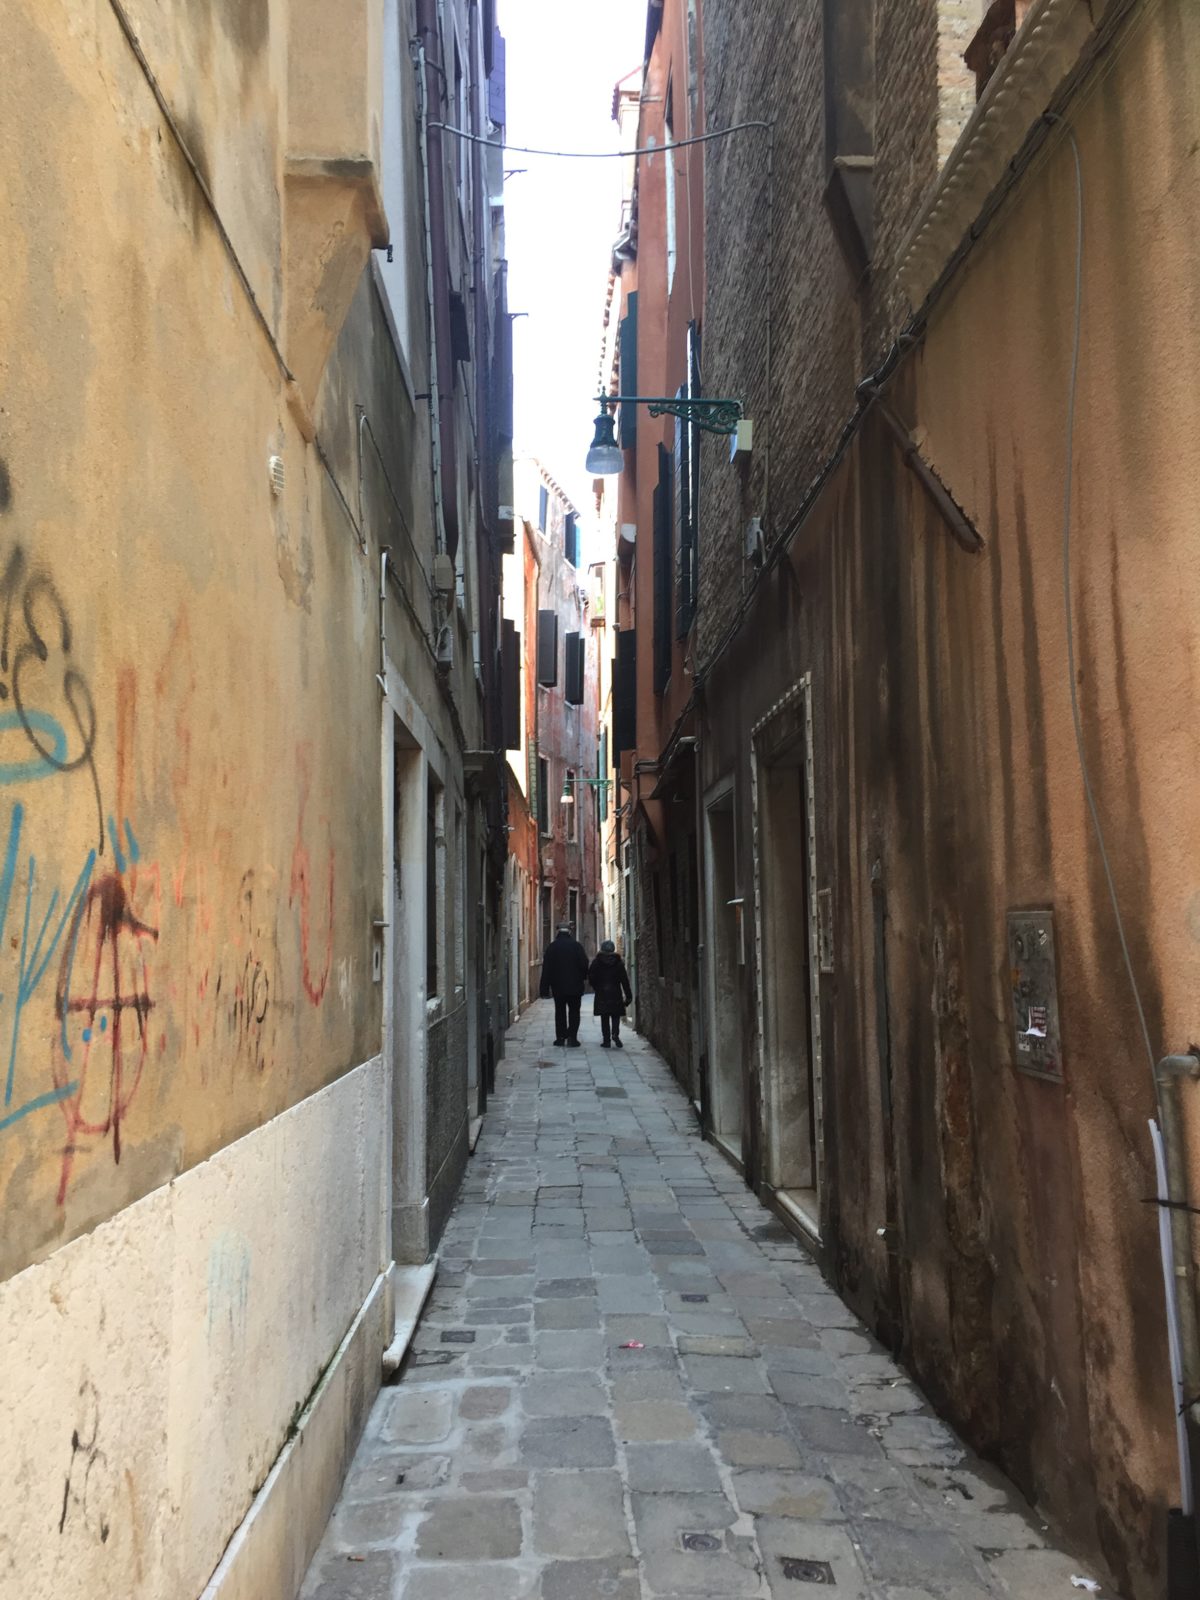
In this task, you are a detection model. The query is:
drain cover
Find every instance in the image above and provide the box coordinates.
[440,1330,476,1344]
[411,1350,457,1367]
[679,1532,723,1553]
[596,1087,628,1098]
[781,1558,835,1584]
[680,1293,709,1303]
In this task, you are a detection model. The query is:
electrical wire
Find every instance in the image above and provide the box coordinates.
[1054,118,1157,1077]
[427,120,773,159]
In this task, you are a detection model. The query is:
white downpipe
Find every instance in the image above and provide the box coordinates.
[1151,1117,1194,1516]
[415,42,448,559]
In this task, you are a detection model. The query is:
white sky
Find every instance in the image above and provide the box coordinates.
[501,0,646,544]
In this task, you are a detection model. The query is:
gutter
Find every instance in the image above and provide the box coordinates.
[414,2,461,559]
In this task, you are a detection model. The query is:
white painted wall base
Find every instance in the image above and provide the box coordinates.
[199,1271,389,1600]
[0,1056,387,1600]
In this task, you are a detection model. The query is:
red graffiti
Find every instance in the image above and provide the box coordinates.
[289,747,334,1007]
[52,872,159,1205]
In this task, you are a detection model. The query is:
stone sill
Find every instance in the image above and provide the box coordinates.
[898,0,1100,306]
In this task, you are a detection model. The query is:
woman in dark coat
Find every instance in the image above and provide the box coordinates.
[587,940,633,1048]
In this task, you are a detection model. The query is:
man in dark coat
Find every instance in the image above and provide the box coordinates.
[587,939,633,1048]
[540,923,589,1047]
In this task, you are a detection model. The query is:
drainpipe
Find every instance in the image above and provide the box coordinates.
[413,7,459,559]
[1154,1055,1200,1598]
[690,733,708,1122]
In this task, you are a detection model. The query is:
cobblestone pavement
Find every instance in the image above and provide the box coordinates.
[300,1003,1113,1600]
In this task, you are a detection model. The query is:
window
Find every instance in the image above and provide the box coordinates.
[565,770,577,841]
[538,484,549,531]
[541,884,553,952]
[614,627,637,757]
[821,0,876,276]
[563,512,579,568]
[619,291,638,452]
[676,322,700,639]
[665,83,677,296]
[568,888,578,934]
[537,756,549,835]
[454,803,465,990]
[501,619,521,749]
[537,609,558,686]
[565,632,585,705]
[426,773,443,998]
[653,444,673,694]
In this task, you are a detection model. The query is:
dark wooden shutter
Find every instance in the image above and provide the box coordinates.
[537,609,558,685]
[653,444,673,694]
[501,620,520,749]
[564,513,579,568]
[565,632,585,705]
[619,291,638,451]
[598,731,609,821]
[674,394,692,638]
[614,628,636,758]
[688,322,701,612]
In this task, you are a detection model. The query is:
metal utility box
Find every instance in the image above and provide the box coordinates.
[1007,909,1063,1080]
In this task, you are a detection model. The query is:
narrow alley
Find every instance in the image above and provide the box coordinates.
[300,1005,1103,1600]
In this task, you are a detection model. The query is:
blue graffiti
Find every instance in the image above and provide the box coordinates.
[0,801,96,1124]
[0,709,68,785]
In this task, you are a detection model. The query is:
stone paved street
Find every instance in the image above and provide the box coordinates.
[300,1004,1113,1600]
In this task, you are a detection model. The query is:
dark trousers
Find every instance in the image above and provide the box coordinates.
[553,993,581,1043]
[601,1012,622,1044]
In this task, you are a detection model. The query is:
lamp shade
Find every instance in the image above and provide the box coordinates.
[585,410,623,476]
[560,778,575,805]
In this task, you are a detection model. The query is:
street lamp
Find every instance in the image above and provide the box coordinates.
[585,394,745,476]
[561,775,613,805]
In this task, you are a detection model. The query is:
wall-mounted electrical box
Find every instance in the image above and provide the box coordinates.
[730,418,754,463]
[1007,908,1062,1080]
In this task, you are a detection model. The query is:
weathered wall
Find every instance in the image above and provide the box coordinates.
[0,3,396,1596]
[0,0,379,1281]
[693,2,1200,1592]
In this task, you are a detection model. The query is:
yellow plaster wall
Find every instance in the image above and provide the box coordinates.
[0,0,383,1279]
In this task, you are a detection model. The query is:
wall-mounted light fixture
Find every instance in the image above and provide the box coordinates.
[561,774,614,805]
[585,394,746,476]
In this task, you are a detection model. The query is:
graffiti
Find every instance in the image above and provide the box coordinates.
[59,1379,111,1544]
[0,545,103,854]
[224,869,275,1074]
[0,802,96,1133]
[53,861,159,1204]
[289,746,334,1007]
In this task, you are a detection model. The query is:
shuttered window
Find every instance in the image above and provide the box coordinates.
[537,609,558,686]
[619,291,638,452]
[614,628,636,759]
[653,444,673,694]
[675,324,701,637]
[565,631,585,705]
[501,619,520,749]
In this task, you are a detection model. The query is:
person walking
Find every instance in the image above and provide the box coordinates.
[587,939,633,1048]
[539,922,589,1047]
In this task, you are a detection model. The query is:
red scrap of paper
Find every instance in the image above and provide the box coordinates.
[618,1341,645,1349]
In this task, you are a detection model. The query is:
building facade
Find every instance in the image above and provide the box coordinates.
[504,461,603,1009]
[1,3,509,1598]
[604,1,1199,1595]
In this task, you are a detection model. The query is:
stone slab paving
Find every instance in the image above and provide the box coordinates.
[300,1003,1117,1600]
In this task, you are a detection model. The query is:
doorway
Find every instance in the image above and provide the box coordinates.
[752,678,822,1237]
[704,784,743,1160]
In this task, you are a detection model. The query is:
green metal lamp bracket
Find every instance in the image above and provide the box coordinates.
[595,395,744,436]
